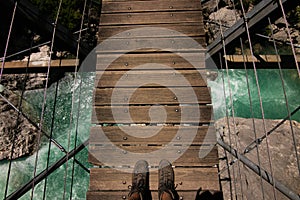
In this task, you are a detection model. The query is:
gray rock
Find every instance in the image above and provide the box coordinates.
[209,7,240,27]
[215,117,300,200]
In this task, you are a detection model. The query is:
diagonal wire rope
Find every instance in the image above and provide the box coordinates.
[211,3,241,200]
[277,0,300,77]
[238,0,277,199]
[218,37,266,199]
[69,0,89,199]
[4,31,34,199]
[30,0,64,198]
[63,0,89,198]
[215,1,245,199]
[239,38,265,199]
[42,56,63,200]
[218,53,238,200]
[267,17,300,174]
[0,0,18,82]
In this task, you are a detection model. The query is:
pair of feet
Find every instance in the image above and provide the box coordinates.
[128,159,179,200]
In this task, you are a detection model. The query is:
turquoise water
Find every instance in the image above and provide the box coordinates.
[0,69,299,199]
[0,72,95,199]
[209,69,300,122]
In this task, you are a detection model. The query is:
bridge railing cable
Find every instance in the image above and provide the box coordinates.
[30,0,64,198]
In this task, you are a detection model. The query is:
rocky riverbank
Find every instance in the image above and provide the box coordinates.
[0,73,46,160]
[215,117,300,200]
[203,0,300,53]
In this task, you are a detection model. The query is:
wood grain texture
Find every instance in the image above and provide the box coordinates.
[91,105,213,124]
[101,0,202,13]
[95,70,208,88]
[96,52,206,70]
[88,167,220,191]
[93,87,211,105]
[87,190,222,200]
[98,24,205,42]
[89,125,216,145]
[96,37,205,53]
[100,11,203,25]
[1,59,78,69]
[88,145,218,167]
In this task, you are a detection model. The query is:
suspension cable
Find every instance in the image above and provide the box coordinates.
[239,38,265,199]
[0,0,18,82]
[4,30,34,199]
[30,0,64,198]
[267,17,300,174]
[277,0,300,77]
[218,52,238,200]
[69,0,88,199]
[0,89,89,169]
[216,1,245,198]
[238,0,277,198]
[42,56,63,200]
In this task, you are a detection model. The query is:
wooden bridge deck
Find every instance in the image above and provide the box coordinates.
[87,0,221,199]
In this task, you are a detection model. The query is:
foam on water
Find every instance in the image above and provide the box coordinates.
[0,69,299,199]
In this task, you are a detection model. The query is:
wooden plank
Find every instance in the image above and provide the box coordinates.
[96,53,206,70]
[96,37,205,53]
[88,145,218,167]
[98,24,205,42]
[95,70,208,88]
[87,191,199,200]
[259,55,281,62]
[94,87,211,105]
[100,11,203,25]
[89,126,216,145]
[89,167,219,191]
[101,0,202,13]
[92,105,213,124]
[224,55,258,62]
[0,59,79,69]
[87,190,222,200]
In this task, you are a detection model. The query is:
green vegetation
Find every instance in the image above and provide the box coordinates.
[30,0,86,31]
[287,5,300,29]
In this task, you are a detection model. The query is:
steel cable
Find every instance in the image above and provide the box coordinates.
[30,0,64,198]
[238,0,277,198]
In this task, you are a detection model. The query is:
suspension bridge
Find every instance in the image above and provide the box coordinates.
[0,0,300,199]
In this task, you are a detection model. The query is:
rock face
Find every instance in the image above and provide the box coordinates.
[215,117,300,200]
[0,73,46,160]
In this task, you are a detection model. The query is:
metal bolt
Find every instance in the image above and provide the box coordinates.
[173,61,176,65]
[128,7,131,10]
[123,180,127,184]
[124,109,128,113]
[127,14,131,18]
[123,137,128,140]
[126,41,129,45]
[169,6,173,9]
[127,32,131,36]
[123,150,127,154]
[174,97,177,100]
[179,196,183,200]
[176,136,181,140]
[124,97,128,101]
[124,62,129,66]
[179,182,183,185]
[170,13,173,17]
[177,150,181,154]
[122,195,127,199]
[171,40,175,44]
[175,109,179,112]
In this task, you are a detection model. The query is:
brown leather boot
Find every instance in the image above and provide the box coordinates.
[128,160,152,200]
[158,160,179,200]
